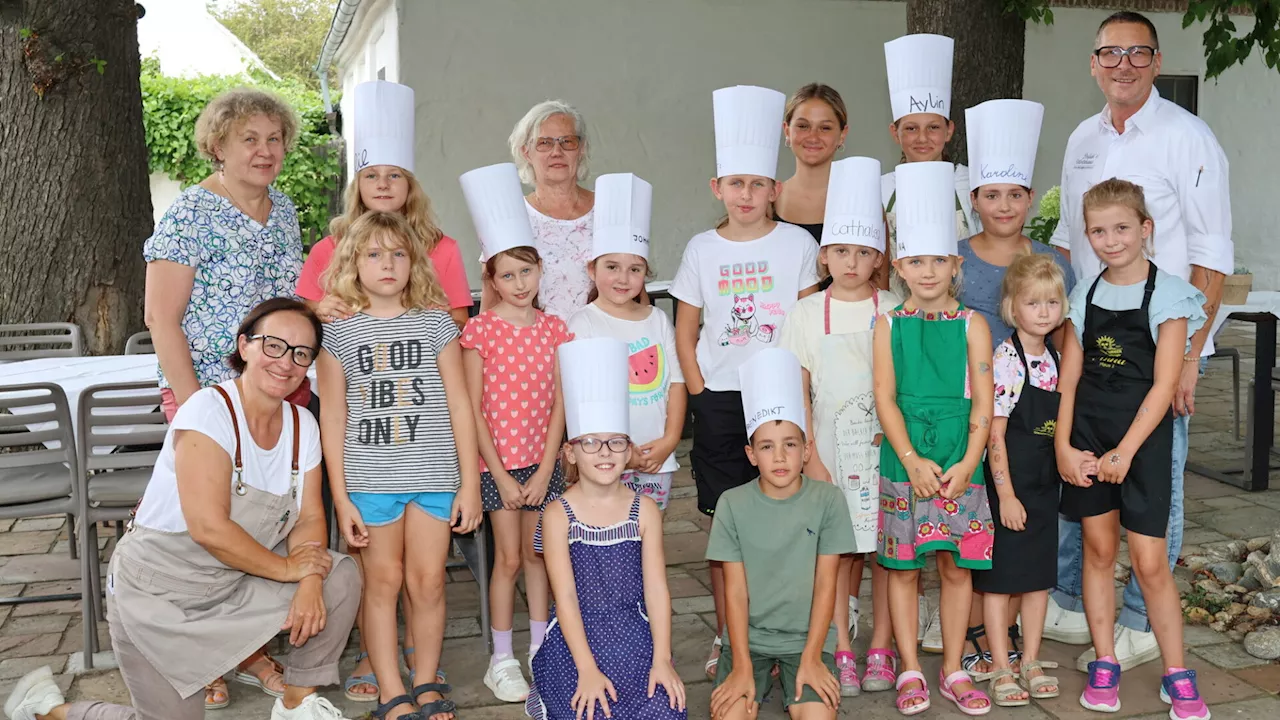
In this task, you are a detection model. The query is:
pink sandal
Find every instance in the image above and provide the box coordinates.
[863,648,898,693]
[895,670,930,716]
[939,669,992,716]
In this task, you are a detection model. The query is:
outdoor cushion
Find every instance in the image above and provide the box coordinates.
[86,468,151,507]
[0,463,73,505]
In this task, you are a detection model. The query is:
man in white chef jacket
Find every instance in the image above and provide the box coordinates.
[1045,11,1232,672]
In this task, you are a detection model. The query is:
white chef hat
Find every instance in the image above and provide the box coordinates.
[713,86,786,179]
[884,34,954,122]
[354,81,416,174]
[740,348,806,440]
[821,156,885,252]
[460,163,536,262]
[894,162,958,259]
[592,173,652,262]
[966,99,1045,191]
[559,338,631,441]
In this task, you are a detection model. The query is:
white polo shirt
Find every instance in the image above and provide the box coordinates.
[1050,90,1232,353]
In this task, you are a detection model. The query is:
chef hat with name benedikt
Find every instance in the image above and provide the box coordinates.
[559,338,631,441]
[591,173,652,261]
[740,348,807,440]
[713,85,787,180]
[884,34,954,122]
[894,161,959,259]
[353,81,415,174]
[966,99,1045,191]
[821,157,885,252]
[459,163,536,262]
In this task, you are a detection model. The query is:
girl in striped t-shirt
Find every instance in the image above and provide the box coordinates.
[317,212,481,720]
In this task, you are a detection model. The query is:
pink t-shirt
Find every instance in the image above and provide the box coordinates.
[459,310,573,472]
[296,234,474,309]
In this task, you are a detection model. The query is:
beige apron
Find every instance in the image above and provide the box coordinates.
[107,387,338,700]
[811,289,882,552]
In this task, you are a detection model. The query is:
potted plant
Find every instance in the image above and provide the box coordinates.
[1026,185,1060,245]
[1223,264,1253,305]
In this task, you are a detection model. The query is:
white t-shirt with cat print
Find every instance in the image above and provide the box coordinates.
[670,223,820,392]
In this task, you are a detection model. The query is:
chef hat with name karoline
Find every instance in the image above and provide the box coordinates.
[884,34,954,122]
[740,348,807,440]
[560,338,631,441]
[460,163,536,262]
[592,173,652,261]
[894,161,958,259]
[354,80,416,174]
[821,156,885,252]
[966,99,1045,192]
[713,85,787,180]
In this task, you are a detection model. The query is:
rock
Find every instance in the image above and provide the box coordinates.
[1176,576,1194,595]
[1251,588,1280,612]
[1208,562,1245,584]
[1235,620,1257,633]
[1244,627,1280,660]
[1241,568,1264,591]
[1247,536,1271,553]
[1247,605,1273,620]
[1229,629,1246,641]
[1186,607,1212,624]
[1181,598,1190,610]
[1270,528,1280,554]
[1214,611,1232,625]
[1210,620,1227,632]
[1228,602,1249,618]
[1196,578,1225,596]
[1226,584,1250,596]
[1227,540,1249,559]
[1184,555,1213,571]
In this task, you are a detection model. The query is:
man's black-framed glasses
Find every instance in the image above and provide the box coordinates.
[570,436,630,454]
[1094,45,1158,69]
[248,334,317,367]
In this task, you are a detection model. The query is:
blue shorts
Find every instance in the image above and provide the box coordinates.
[349,491,454,526]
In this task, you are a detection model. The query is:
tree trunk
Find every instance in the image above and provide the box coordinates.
[0,0,151,355]
[906,0,1027,166]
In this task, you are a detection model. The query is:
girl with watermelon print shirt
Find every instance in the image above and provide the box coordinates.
[458,164,573,705]
[568,174,685,510]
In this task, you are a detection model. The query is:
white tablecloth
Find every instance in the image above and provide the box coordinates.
[1210,291,1280,341]
[0,355,160,447]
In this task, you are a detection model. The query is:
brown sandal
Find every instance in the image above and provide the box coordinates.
[205,677,229,710]
[233,653,286,698]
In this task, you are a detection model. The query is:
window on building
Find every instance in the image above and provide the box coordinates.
[1155,75,1198,115]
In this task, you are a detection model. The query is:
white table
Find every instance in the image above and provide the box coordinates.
[0,355,160,447]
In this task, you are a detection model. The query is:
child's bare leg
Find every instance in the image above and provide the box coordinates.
[984,592,1027,702]
[404,506,454,720]
[1128,532,1186,669]
[938,552,989,711]
[487,509,523,646]
[787,700,838,720]
[365,520,411,718]
[869,561,894,649]
[835,554,854,653]
[1020,589,1057,693]
[346,552,376,695]
[401,587,415,669]
[521,509,549,648]
[965,590,993,674]
[1082,512,1121,660]
[850,554,867,598]
[889,567,925,709]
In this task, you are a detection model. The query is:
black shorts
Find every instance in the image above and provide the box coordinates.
[688,389,756,516]
[1060,411,1173,538]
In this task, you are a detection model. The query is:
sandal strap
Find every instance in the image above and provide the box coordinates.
[942,669,974,689]
[961,651,992,672]
[896,669,927,690]
[412,682,453,697]
[867,647,898,660]
[419,698,458,715]
[957,688,992,706]
[373,695,416,719]
[990,668,1017,684]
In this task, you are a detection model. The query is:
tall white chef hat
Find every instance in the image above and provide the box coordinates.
[354,81,415,174]
[894,161,958,259]
[713,85,787,179]
[966,99,1045,191]
[559,338,631,441]
[821,156,885,252]
[740,348,806,440]
[884,34,954,122]
[591,173,652,261]
[460,163,536,262]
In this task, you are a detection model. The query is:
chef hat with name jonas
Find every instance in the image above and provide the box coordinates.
[884,34,954,122]
[966,99,1045,192]
[821,157,885,252]
[460,163,536,262]
[559,338,631,441]
[740,348,806,440]
[592,173,652,261]
[354,81,416,174]
[713,85,787,179]
[894,161,959,259]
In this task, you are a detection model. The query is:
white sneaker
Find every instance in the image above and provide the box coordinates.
[269,694,350,720]
[1043,594,1092,645]
[528,644,541,676]
[1075,626,1162,672]
[917,596,930,643]
[921,605,943,654]
[484,655,530,703]
[849,597,860,638]
[4,667,64,720]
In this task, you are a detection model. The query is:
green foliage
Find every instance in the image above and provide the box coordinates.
[210,0,335,90]
[140,57,341,239]
[1185,1,1280,79]
[1003,0,1054,25]
[1026,185,1061,245]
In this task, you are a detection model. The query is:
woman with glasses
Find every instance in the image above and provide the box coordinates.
[505,100,596,319]
[5,299,360,720]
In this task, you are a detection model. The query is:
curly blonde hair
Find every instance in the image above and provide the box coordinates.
[328,167,444,255]
[195,88,299,163]
[324,212,447,312]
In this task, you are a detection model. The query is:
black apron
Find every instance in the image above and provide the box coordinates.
[974,334,1061,594]
[1060,263,1172,538]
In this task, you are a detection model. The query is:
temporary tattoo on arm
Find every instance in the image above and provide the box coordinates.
[992,452,1004,465]
[979,416,989,429]
[1138,406,1150,419]
[993,470,1007,485]
[969,423,978,434]
[978,362,991,375]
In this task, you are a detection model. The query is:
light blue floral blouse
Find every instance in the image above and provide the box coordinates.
[143,185,302,388]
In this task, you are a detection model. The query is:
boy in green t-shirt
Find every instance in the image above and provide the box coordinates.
[707,349,855,720]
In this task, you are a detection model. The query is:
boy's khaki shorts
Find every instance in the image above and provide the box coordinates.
[714,649,838,708]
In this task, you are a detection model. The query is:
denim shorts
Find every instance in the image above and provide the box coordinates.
[349,491,455,526]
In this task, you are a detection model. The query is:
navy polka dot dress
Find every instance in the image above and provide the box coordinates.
[526,494,686,720]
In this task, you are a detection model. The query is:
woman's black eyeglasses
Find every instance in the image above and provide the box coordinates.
[248,334,317,367]
[570,436,630,454]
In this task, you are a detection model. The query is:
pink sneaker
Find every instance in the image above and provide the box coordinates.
[1080,657,1121,713]
[835,651,861,697]
[1161,668,1210,720]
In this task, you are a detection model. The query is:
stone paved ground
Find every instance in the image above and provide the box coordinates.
[2,321,1279,719]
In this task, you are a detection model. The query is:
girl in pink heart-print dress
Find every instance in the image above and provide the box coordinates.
[460,244,574,703]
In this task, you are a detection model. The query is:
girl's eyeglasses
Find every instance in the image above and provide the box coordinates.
[248,334,317,367]
[570,436,630,454]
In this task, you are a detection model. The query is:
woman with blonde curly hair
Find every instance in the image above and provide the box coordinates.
[142,86,306,710]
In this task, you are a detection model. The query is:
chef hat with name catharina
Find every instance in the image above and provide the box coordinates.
[713,85,787,179]
[591,173,652,261]
[740,348,806,439]
[894,161,959,259]
[354,80,415,173]
[821,156,885,252]
[966,99,1045,191]
[884,34,954,122]
[559,338,631,441]
[460,163,536,262]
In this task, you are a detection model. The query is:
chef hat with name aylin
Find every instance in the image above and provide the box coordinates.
[884,34,954,122]
[354,81,416,174]
[713,85,787,180]
[821,157,885,252]
[559,338,631,441]
[591,173,652,261]
[966,99,1045,192]
[894,162,959,259]
[740,348,807,440]
[460,163,536,262]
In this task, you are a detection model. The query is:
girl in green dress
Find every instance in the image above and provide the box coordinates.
[873,162,995,717]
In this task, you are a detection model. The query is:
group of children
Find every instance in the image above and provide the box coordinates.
[267,32,1209,720]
